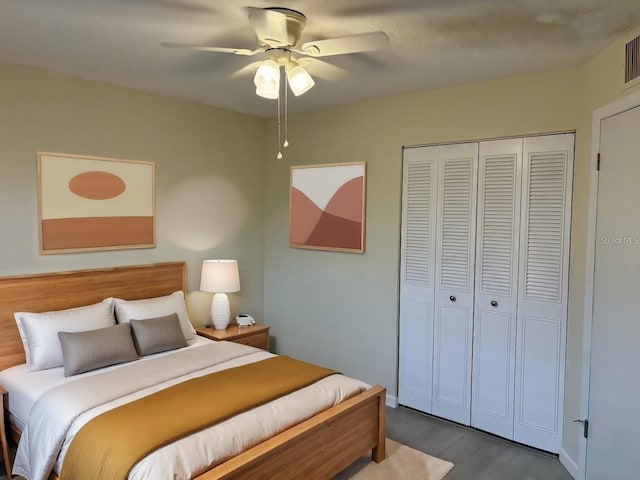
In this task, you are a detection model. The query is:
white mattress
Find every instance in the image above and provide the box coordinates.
[0,335,213,431]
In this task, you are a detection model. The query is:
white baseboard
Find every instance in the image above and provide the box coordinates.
[559,448,578,479]
[386,395,398,408]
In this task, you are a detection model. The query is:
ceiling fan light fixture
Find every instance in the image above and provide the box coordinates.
[285,62,315,96]
[254,59,280,98]
[256,83,279,99]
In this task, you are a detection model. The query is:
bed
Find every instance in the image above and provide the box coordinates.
[0,262,386,480]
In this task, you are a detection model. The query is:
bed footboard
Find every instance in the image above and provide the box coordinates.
[196,385,386,480]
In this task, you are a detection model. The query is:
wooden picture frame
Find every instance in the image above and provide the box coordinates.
[289,162,366,253]
[37,152,155,254]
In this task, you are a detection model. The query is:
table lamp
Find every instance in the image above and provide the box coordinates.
[200,259,240,330]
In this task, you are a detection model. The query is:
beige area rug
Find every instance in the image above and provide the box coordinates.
[334,439,454,480]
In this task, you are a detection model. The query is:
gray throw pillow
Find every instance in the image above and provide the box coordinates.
[58,323,139,377]
[130,313,187,356]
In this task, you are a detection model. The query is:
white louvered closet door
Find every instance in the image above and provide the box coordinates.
[398,146,438,412]
[514,133,574,453]
[432,143,478,425]
[471,139,523,439]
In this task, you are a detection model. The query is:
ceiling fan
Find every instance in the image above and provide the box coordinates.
[163,6,390,99]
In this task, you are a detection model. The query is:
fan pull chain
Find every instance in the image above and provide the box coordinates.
[283,84,289,148]
[276,85,283,160]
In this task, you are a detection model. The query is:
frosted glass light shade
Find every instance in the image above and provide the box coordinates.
[254,59,280,99]
[256,83,279,99]
[286,62,315,96]
[200,260,240,330]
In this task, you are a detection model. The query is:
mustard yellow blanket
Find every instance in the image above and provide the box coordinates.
[59,356,336,480]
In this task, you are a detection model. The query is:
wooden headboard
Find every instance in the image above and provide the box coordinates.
[0,262,186,371]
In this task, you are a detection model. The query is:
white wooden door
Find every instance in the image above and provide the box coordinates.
[432,143,478,425]
[398,146,438,412]
[471,138,523,439]
[586,106,640,479]
[514,133,573,452]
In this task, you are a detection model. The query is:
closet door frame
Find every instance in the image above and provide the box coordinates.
[398,133,573,452]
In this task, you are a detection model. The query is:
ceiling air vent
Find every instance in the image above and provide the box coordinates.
[625,34,640,84]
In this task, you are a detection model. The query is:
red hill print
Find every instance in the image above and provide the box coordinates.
[290,172,364,251]
[325,177,363,222]
[289,188,323,245]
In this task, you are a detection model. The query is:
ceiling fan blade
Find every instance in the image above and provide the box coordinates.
[230,61,263,79]
[161,43,263,56]
[247,7,291,47]
[301,32,390,57]
[298,58,349,81]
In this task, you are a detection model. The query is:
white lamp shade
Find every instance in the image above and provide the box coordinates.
[200,260,240,293]
[286,62,315,96]
[254,59,280,99]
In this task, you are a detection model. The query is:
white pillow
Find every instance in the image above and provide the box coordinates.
[15,298,116,372]
[113,291,195,341]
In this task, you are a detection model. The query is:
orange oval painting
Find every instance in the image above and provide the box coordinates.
[68,171,126,200]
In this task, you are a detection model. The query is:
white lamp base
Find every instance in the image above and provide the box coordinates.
[211,292,230,330]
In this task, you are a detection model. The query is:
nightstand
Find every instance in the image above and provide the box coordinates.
[197,325,270,351]
[0,385,12,479]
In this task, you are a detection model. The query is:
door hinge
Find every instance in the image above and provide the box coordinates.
[574,418,589,438]
[597,153,600,171]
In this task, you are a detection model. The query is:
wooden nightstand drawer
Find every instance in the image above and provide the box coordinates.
[197,325,270,351]
[231,333,269,350]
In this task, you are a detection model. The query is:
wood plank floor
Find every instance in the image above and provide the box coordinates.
[387,406,573,480]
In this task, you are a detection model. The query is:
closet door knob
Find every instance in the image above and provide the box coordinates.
[490,300,498,307]
[449,295,456,302]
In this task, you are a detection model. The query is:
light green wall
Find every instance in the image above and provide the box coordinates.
[263,67,580,392]
[263,23,640,466]
[0,62,266,326]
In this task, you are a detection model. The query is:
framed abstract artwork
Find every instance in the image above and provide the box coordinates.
[289,162,366,253]
[37,152,155,254]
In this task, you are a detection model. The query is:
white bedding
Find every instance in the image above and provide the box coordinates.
[0,336,213,431]
[3,339,369,480]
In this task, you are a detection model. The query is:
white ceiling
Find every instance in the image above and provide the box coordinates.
[1,0,639,117]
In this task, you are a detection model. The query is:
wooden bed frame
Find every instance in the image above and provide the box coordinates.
[0,262,386,479]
